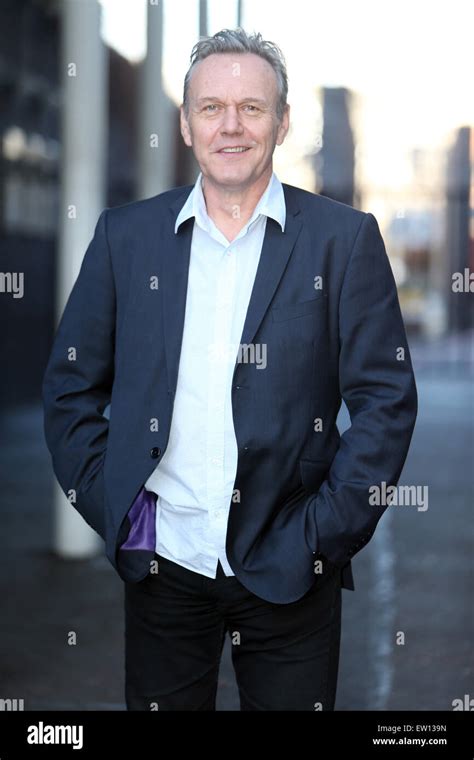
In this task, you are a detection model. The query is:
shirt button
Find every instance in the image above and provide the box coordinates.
[150,447,161,459]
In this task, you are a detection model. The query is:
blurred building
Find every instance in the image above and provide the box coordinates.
[0,0,192,408]
[386,128,474,338]
[0,0,61,409]
[445,125,474,332]
[313,87,357,208]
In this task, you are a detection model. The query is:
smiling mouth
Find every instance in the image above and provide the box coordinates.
[218,147,251,154]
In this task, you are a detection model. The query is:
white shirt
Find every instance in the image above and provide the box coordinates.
[144,170,286,578]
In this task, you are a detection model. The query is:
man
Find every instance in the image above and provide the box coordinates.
[42,28,417,711]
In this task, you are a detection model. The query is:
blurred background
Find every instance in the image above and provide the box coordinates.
[0,0,472,710]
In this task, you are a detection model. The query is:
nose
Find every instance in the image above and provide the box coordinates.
[220,105,244,135]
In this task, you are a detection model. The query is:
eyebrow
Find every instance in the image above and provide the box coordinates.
[195,97,269,107]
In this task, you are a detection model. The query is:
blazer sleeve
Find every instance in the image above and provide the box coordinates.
[310,212,418,567]
[41,209,115,539]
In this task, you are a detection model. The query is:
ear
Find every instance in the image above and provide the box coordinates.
[276,103,290,146]
[180,105,193,147]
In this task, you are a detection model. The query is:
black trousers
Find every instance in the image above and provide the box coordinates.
[124,553,342,711]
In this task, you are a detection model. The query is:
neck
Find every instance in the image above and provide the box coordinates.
[201,168,273,228]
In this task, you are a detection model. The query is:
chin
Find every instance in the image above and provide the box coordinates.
[209,167,246,179]
[216,163,254,177]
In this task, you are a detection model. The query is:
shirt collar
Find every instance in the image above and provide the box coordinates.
[174,170,286,235]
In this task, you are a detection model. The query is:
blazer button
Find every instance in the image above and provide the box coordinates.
[150,447,161,459]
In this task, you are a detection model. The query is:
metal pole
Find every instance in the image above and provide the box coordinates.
[237,0,243,27]
[199,0,208,37]
[55,0,107,558]
[137,0,175,198]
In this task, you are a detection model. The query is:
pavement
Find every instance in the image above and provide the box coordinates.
[0,335,472,710]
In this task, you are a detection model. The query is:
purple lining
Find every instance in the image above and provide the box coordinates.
[120,486,157,551]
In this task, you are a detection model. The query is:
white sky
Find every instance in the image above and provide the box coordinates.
[99,0,474,195]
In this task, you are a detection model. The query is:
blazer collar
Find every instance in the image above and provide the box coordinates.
[173,171,286,235]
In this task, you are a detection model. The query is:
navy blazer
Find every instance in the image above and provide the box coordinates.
[42,183,417,603]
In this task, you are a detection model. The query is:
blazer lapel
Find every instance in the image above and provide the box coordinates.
[162,189,194,393]
[239,187,303,349]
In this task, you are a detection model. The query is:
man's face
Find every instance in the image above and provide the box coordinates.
[180,52,289,192]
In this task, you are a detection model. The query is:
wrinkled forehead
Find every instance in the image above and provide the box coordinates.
[188,52,279,103]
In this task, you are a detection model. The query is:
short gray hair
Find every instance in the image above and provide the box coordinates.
[183,28,288,122]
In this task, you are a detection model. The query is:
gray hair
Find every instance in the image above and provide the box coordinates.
[183,28,288,122]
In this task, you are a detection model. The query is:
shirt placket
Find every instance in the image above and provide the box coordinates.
[206,243,236,544]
